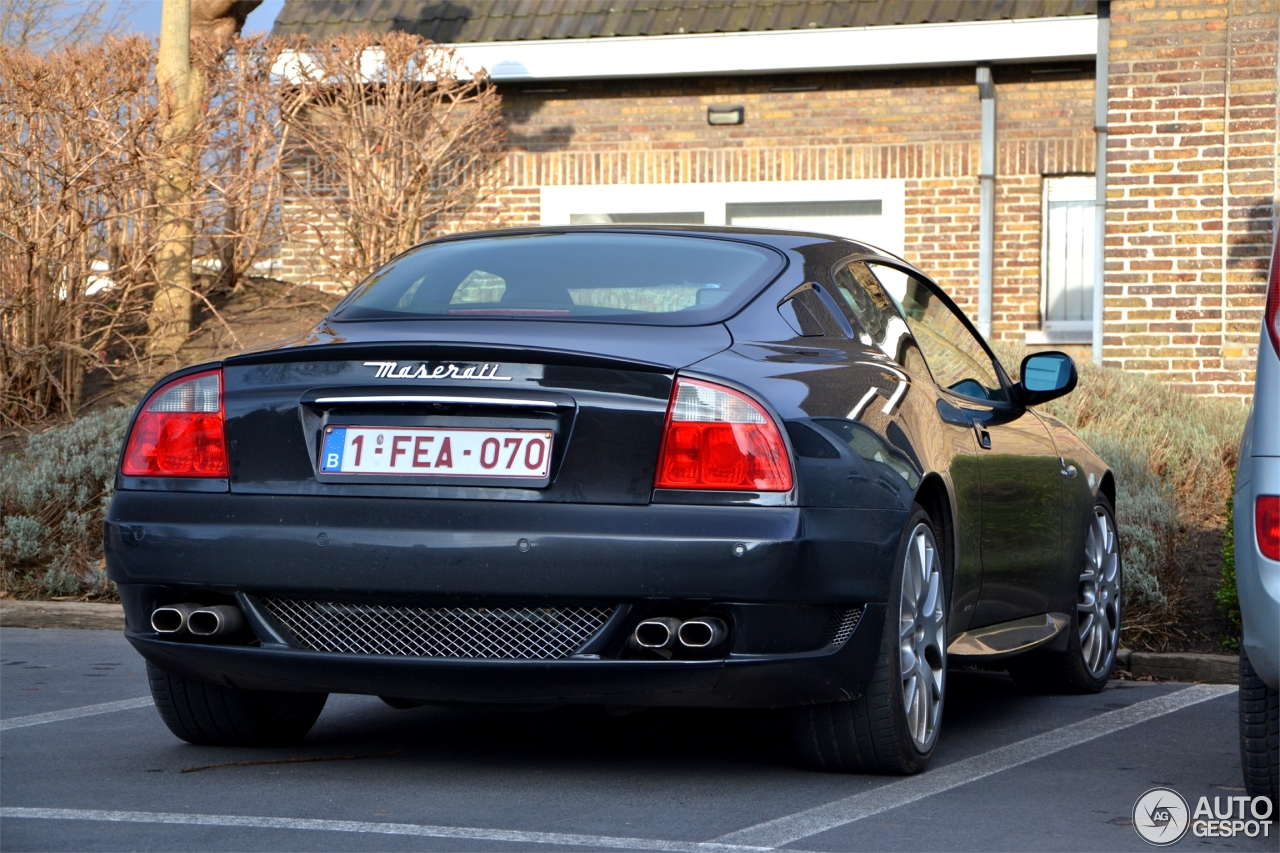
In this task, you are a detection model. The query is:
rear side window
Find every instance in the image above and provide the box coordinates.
[831,262,918,365]
[333,233,785,326]
[867,264,1007,403]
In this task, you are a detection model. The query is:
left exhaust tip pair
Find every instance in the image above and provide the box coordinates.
[151,603,244,639]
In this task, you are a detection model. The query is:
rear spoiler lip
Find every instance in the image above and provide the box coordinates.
[222,332,730,374]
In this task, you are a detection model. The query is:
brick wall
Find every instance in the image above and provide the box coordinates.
[1106,0,1278,397]
[497,67,1096,341]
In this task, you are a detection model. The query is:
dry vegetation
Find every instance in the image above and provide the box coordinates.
[281,31,506,284]
[0,31,504,430]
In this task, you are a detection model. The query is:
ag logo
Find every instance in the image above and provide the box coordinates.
[1134,787,1190,845]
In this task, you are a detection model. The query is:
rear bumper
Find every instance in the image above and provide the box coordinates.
[106,491,902,708]
[105,492,903,603]
[124,603,886,708]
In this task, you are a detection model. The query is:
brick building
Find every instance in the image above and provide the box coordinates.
[273,0,1278,398]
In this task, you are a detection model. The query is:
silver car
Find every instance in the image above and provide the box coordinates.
[1235,234,1280,805]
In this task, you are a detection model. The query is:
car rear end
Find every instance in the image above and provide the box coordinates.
[1235,236,1280,803]
[105,231,895,709]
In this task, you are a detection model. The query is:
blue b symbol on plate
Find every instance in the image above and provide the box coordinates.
[321,429,347,472]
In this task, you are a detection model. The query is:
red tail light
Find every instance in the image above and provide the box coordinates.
[122,370,229,478]
[655,378,793,492]
[1257,496,1280,561]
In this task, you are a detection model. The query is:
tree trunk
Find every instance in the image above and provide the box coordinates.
[148,0,202,360]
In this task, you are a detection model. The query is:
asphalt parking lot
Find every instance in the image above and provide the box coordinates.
[0,627,1270,852]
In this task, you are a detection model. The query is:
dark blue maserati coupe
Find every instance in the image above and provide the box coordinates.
[106,227,1120,775]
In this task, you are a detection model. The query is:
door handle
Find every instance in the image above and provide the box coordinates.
[973,421,992,450]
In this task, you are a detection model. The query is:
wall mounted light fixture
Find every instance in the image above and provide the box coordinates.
[707,105,744,125]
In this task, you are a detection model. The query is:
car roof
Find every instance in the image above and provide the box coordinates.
[414,224,902,262]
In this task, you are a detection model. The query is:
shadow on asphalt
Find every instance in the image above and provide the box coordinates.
[182,669,1032,774]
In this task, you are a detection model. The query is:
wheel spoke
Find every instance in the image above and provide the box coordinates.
[1102,552,1118,585]
[922,571,940,621]
[914,534,930,586]
[1091,620,1106,670]
[916,685,931,740]
[1078,610,1094,642]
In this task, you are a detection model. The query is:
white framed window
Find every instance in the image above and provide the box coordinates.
[1032,176,1096,345]
[540,180,906,258]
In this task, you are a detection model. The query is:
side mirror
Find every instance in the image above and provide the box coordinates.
[1016,351,1078,406]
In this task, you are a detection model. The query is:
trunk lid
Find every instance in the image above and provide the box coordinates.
[221,320,732,504]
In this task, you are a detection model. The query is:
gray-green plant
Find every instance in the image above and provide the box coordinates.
[1,407,131,594]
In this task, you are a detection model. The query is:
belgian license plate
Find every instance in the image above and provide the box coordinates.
[320,426,553,479]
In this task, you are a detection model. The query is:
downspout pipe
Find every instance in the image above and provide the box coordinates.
[976,64,996,340]
[1092,4,1110,365]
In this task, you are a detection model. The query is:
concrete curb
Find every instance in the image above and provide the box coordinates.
[1115,648,1238,685]
[0,600,125,631]
[0,602,1243,685]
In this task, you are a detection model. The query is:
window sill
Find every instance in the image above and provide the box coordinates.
[1025,329,1093,345]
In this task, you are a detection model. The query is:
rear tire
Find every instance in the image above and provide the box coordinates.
[1240,650,1279,807]
[1012,495,1121,695]
[790,504,947,775]
[147,663,327,746]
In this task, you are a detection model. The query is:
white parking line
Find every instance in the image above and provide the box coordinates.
[0,684,1238,852]
[0,697,153,731]
[0,808,772,853]
[716,683,1237,848]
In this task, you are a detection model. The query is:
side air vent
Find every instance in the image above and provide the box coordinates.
[825,606,864,648]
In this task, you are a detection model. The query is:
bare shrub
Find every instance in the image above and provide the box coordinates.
[279,31,506,288]
[0,35,292,427]
[0,0,135,50]
[1,33,505,427]
[0,37,161,427]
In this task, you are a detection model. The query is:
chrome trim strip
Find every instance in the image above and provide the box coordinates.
[314,395,561,407]
[946,612,1069,657]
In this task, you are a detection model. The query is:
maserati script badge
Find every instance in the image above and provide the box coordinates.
[364,361,512,381]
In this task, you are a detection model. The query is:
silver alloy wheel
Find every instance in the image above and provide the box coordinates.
[899,521,945,751]
[1079,506,1121,677]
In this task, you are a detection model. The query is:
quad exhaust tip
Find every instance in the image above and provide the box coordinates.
[676,617,727,649]
[187,605,246,638]
[632,617,682,650]
[631,616,729,650]
[151,603,245,639]
[150,603,199,634]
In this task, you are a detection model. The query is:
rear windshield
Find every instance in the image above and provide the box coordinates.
[331,232,786,325]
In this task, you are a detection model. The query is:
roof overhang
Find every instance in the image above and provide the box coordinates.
[447,16,1099,82]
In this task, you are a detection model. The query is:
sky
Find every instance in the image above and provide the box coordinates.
[108,0,286,37]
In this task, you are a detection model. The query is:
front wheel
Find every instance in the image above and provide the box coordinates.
[1012,496,1121,694]
[791,504,947,774]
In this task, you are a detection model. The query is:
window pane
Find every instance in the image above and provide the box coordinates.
[832,262,917,365]
[868,264,1006,402]
[569,212,705,224]
[725,200,885,244]
[336,233,784,325]
[1043,177,1095,326]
